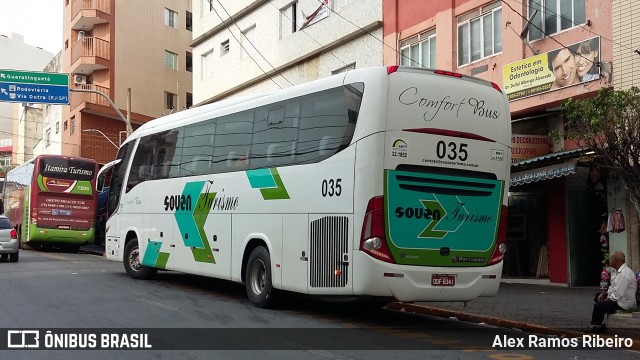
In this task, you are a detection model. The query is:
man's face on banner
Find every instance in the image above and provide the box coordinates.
[551,48,578,87]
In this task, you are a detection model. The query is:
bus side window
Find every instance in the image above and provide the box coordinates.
[319,136,339,156]
[227,151,248,170]
[161,161,172,178]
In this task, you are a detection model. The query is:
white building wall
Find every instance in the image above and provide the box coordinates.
[0,33,55,143]
[39,52,64,157]
[192,0,382,104]
[15,105,43,165]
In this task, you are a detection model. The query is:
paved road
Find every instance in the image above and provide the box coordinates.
[0,249,637,359]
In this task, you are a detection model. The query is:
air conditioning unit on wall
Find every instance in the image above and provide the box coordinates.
[74,75,87,85]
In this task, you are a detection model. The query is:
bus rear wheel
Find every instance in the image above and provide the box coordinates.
[245,246,279,308]
[123,239,157,280]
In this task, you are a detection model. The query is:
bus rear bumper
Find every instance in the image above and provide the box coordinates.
[352,251,502,302]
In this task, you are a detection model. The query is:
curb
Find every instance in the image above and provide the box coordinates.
[386,302,640,351]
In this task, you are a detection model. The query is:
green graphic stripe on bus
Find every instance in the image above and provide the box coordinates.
[142,241,170,269]
[417,199,447,239]
[173,181,216,264]
[36,175,93,195]
[384,169,504,266]
[191,191,217,263]
[246,168,290,200]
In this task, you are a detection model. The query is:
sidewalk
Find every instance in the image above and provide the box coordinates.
[77,246,638,344]
[386,278,640,348]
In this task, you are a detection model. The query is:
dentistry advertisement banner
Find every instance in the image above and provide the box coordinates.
[503,36,601,101]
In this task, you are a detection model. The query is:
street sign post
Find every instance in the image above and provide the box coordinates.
[0,69,69,105]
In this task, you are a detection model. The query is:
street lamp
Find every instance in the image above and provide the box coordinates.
[82,129,118,149]
[70,87,133,136]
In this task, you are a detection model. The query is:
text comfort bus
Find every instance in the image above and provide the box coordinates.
[3,155,98,252]
[101,66,512,307]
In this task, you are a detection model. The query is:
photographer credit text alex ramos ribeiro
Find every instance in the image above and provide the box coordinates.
[492,334,634,349]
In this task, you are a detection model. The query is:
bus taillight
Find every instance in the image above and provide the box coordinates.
[488,205,508,265]
[387,65,399,75]
[360,196,395,263]
[10,229,17,239]
[491,82,503,93]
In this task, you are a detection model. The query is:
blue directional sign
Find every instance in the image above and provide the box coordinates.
[0,69,69,105]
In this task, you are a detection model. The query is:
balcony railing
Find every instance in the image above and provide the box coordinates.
[71,84,111,109]
[71,37,110,65]
[71,0,110,20]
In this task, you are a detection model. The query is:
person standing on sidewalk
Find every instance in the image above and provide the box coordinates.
[586,251,637,333]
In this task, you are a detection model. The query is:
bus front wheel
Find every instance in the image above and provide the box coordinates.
[245,246,279,308]
[123,239,157,280]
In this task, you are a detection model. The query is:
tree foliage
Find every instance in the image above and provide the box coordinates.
[561,86,640,213]
[0,165,10,177]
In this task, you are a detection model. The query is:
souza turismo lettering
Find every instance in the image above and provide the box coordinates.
[395,206,442,220]
[164,194,192,211]
[396,204,492,224]
[398,87,500,121]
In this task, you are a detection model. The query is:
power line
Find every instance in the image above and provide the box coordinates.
[214,0,294,86]
[502,0,596,66]
[265,0,348,67]
[0,128,120,148]
[510,0,639,56]
[206,0,290,88]
[314,0,422,66]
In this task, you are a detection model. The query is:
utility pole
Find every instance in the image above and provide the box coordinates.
[70,88,133,136]
[176,81,180,112]
[126,88,132,135]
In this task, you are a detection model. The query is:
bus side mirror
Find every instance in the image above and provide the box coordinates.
[96,158,122,191]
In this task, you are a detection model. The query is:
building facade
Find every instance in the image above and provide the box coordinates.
[62,0,193,164]
[191,0,382,105]
[33,52,65,157]
[609,0,640,272]
[384,0,617,286]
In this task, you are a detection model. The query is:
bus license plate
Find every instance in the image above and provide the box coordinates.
[431,274,455,286]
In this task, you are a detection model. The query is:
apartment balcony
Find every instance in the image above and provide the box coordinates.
[71,0,110,31]
[71,37,110,75]
[71,84,111,110]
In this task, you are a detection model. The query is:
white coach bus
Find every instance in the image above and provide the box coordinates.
[102,66,511,308]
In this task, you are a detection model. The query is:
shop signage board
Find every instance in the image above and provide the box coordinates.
[503,36,601,101]
[511,134,552,164]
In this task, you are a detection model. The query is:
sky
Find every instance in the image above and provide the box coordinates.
[0,0,63,55]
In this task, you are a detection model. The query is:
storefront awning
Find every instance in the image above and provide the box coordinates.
[512,148,592,167]
[510,161,578,186]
